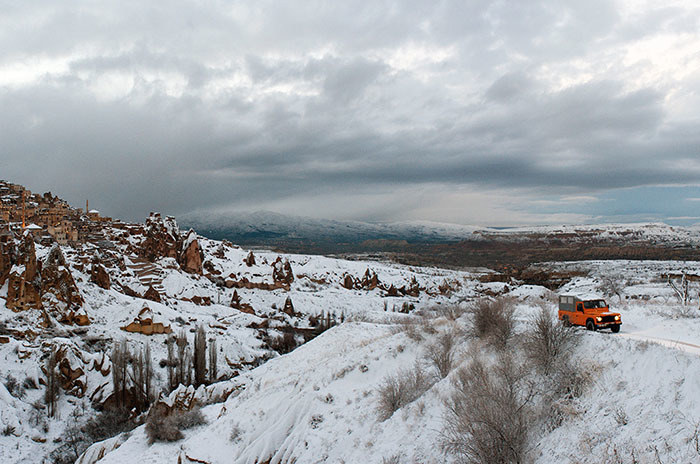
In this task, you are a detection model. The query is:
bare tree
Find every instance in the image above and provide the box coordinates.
[208,336,218,384]
[194,325,207,387]
[110,339,129,408]
[668,272,691,306]
[44,347,59,418]
[166,337,177,391]
[175,329,189,389]
[132,343,153,408]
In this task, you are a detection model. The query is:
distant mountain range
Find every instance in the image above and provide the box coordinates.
[179,210,486,245]
[179,211,700,268]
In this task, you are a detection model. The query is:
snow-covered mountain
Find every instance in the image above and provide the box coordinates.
[179,210,487,243]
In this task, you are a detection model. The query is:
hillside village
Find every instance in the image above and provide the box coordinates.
[2,181,700,463]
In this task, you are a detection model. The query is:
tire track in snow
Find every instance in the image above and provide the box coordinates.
[617,332,700,356]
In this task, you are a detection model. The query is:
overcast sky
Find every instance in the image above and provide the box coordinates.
[1,0,700,226]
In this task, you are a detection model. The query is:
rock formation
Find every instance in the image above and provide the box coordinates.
[272,257,294,285]
[143,285,162,303]
[121,305,172,335]
[0,237,15,286]
[230,290,255,314]
[360,269,380,290]
[283,296,295,316]
[244,251,256,267]
[178,229,203,274]
[138,213,180,262]
[6,234,42,311]
[90,263,111,290]
[41,244,89,326]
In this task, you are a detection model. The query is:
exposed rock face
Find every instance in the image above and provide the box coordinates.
[41,244,89,326]
[230,290,255,315]
[143,285,162,303]
[342,269,381,291]
[360,269,380,290]
[178,229,203,275]
[138,213,180,262]
[244,251,256,267]
[43,341,112,402]
[272,257,294,285]
[121,305,172,335]
[0,238,15,286]
[342,274,357,290]
[283,296,295,316]
[6,234,42,311]
[225,275,289,291]
[90,263,111,290]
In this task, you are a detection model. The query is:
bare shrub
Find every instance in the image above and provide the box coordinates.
[442,351,534,464]
[433,304,468,321]
[424,330,458,379]
[145,405,207,444]
[5,374,24,399]
[266,331,299,354]
[523,306,580,375]
[469,298,516,349]
[377,363,431,421]
[390,317,423,342]
[382,455,401,464]
[2,425,15,436]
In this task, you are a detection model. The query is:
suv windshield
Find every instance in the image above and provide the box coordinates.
[583,300,606,309]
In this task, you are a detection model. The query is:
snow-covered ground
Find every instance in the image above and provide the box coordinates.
[80,260,700,464]
[3,226,700,464]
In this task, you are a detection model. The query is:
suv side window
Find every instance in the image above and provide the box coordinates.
[577,303,583,312]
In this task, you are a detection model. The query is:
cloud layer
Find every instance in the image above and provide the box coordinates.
[1,0,699,225]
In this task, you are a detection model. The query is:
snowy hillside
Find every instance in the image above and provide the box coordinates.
[2,203,700,463]
[79,261,700,464]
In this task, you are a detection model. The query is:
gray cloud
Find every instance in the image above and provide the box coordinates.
[1,0,699,226]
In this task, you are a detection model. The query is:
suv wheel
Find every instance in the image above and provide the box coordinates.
[611,325,620,333]
[586,320,596,331]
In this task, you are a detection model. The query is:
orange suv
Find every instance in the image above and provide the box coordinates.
[558,295,621,333]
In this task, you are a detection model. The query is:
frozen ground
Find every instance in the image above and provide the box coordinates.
[85,260,700,464]
[3,233,700,464]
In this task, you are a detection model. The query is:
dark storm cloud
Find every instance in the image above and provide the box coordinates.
[1,0,699,225]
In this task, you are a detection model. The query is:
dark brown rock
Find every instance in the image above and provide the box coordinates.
[90,263,111,290]
[6,234,42,312]
[272,257,294,285]
[143,285,162,303]
[41,245,89,325]
[244,251,256,267]
[178,229,203,275]
[137,213,180,262]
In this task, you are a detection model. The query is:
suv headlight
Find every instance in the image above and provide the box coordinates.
[595,317,602,322]
[614,315,620,321]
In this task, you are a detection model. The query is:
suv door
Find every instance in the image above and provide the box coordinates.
[574,302,584,325]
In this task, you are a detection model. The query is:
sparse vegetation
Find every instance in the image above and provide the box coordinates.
[377,363,432,421]
[424,330,458,379]
[145,405,207,444]
[469,297,516,349]
[523,305,579,375]
[2,425,15,436]
[442,351,534,464]
[4,374,24,399]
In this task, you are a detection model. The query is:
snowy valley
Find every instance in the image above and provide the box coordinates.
[1,184,700,463]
